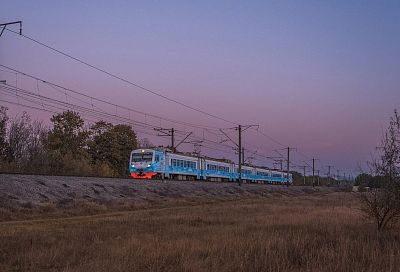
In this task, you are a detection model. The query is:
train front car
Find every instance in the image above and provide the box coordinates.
[129,149,158,179]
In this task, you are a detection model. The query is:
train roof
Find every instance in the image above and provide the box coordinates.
[134,147,291,175]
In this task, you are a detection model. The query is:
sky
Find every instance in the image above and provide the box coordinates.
[1,0,399,177]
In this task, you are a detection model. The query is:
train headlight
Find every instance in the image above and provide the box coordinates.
[132,164,135,167]
[147,164,151,167]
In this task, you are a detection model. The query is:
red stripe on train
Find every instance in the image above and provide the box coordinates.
[130,172,157,179]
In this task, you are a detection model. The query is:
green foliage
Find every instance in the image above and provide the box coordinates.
[88,121,137,176]
[47,110,89,158]
[355,173,373,187]
[1,110,138,178]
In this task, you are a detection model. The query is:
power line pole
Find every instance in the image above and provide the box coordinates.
[0,21,22,37]
[154,128,175,151]
[336,169,340,186]
[312,158,316,187]
[286,147,296,186]
[274,147,295,186]
[220,124,258,186]
[238,125,242,185]
[172,128,175,150]
[327,165,332,186]
[287,147,289,186]
[286,147,290,186]
[302,165,306,185]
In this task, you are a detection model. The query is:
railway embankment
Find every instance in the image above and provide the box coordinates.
[0,174,344,210]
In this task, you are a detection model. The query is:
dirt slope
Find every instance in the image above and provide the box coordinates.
[0,174,339,209]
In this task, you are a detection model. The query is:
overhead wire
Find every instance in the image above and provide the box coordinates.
[1,29,352,176]
[4,28,237,125]
[0,64,222,131]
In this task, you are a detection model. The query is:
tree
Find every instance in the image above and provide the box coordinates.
[27,120,47,158]
[23,120,50,174]
[0,106,8,160]
[47,110,89,157]
[354,173,373,187]
[290,171,303,185]
[360,110,400,231]
[5,112,32,164]
[88,121,137,176]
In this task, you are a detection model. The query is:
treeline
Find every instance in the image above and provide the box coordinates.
[0,107,139,177]
[291,171,352,187]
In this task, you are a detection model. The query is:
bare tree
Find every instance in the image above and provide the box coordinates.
[138,137,154,148]
[27,120,47,157]
[6,112,32,164]
[0,106,8,160]
[360,110,400,231]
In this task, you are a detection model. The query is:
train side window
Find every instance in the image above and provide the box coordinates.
[155,155,159,162]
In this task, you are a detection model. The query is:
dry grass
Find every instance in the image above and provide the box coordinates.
[1,193,399,272]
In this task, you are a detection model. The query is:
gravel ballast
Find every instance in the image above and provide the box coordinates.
[0,174,338,209]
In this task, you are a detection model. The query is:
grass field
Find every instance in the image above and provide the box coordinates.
[1,192,399,272]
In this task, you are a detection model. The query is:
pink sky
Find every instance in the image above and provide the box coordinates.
[1,1,399,177]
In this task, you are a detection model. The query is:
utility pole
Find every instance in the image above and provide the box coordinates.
[312,158,316,187]
[172,128,175,150]
[274,147,295,186]
[302,165,306,185]
[336,169,340,186]
[220,124,258,186]
[154,128,175,151]
[0,21,22,37]
[327,165,332,186]
[286,147,294,187]
[242,147,245,164]
[238,125,242,185]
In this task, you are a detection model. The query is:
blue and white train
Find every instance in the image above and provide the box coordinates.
[129,148,292,184]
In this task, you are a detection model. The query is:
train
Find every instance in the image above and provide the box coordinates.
[129,148,292,184]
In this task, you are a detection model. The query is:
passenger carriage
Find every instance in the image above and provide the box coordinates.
[129,148,292,184]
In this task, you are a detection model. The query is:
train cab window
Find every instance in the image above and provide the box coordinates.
[131,152,153,162]
[155,155,160,162]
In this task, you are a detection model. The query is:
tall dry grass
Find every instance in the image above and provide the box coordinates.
[0,193,399,272]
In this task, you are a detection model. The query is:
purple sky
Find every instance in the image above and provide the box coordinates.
[1,0,399,177]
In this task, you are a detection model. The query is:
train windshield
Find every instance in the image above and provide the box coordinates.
[131,152,153,162]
